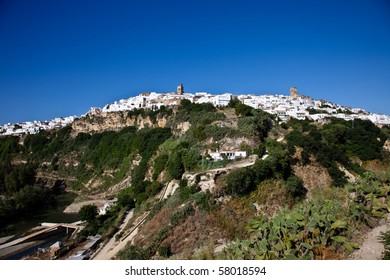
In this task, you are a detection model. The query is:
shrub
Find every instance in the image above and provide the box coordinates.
[253,159,273,183]
[224,167,255,196]
[118,244,148,260]
[285,175,307,200]
[178,179,197,201]
[327,165,347,187]
[158,245,172,258]
[380,230,390,260]
[286,130,304,148]
[0,184,55,226]
[235,103,253,117]
[193,191,214,212]
[166,151,185,180]
[117,189,135,209]
[228,96,240,108]
[170,204,195,226]
[182,148,201,172]
[78,204,98,222]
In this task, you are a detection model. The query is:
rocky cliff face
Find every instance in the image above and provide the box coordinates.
[292,163,333,196]
[71,111,167,135]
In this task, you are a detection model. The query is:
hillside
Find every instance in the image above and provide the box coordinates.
[0,98,389,260]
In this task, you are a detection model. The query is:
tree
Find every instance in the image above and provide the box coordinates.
[253,159,272,183]
[166,150,184,180]
[117,189,135,209]
[182,148,201,171]
[193,125,206,142]
[79,204,98,222]
[235,103,253,117]
[227,96,240,108]
[285,175,307,199]
[225,167,255,196]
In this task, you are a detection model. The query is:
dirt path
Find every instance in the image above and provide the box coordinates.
[350,214,390,260]
[92,181,171,260]
[195,155,258,175]
[92,209,135,260]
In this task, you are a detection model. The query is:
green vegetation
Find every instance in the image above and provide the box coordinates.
[346,171,390,227]
[176,99,225,126]
[153,154,169,180]
[0,136,20,161]
[166,150,185,180]
[285,176,307,200]
[170,203,195,226]
[0,115,172,227]
[78,204,98,222]
[0,164,36,194]
[129,127,172,203]
[223,173,389,260]
[127,106,173,122]
[380,230,390,260]
[306,108,329,115]
[1,100,389,260]
[78,204,125,238]
[0,134,57,226]
[237,114,272,139]
[224,168,255,196]
[223,139,306,200]
[235,103,253,117]
[285,118,388,186]
[0,185,55,227]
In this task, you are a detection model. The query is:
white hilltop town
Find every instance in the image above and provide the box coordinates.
[1,84,390,136]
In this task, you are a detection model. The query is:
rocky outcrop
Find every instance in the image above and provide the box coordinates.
[292,162,333,195]
[205,137,256,151]
[182,169,227,193]
[175,121,191,136]
[71,111,167,135]
[163,180,180,199]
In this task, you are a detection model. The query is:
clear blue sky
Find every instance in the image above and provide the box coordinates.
[1,0,389,124]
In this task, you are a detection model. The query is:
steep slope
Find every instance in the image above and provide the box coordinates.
[0,99,389,260]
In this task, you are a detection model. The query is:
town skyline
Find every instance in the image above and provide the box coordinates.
[2,86,390,136]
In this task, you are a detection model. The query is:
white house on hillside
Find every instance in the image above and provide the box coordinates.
[209,150,247,161]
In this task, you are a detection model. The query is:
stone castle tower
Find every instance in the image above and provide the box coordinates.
[177,83,184,95]
[290,86,299,99]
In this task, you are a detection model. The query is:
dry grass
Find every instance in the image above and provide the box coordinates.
[292,160,333,198]
[163,209,227,258]
[134,207,172,247]
[313,245,344,260]
[249,180,292,217]
[212,199,256,240]
[363,159,390,182]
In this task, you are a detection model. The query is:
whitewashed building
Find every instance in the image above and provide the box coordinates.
[209,150,247,161]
